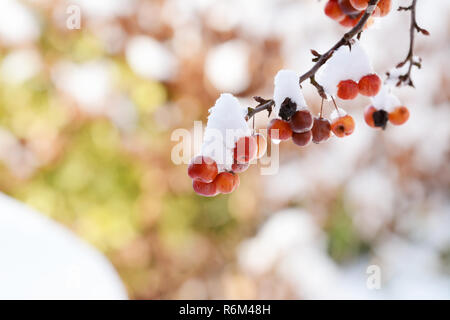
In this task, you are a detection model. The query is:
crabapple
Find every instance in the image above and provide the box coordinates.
[364,105,377,128]
[234,136,258,163]
[193,179,218,197]
[373,0,391,17]
[268,119,293,141]
[311,117,331,143]
[292,131,312,147]
[331,114,355,137]
[388,106,409,125]
[255,133,267,159]
[338,0,361,16]
[232,161,249,173]
[358,74,381,97]
[337,80,359,100]
[349,0,368,10]
[325,0,345,21]
[214,172,239,194]
[289,110,313,133]
[188,155,218,183]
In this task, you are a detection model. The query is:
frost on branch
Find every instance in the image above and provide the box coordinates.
[273,70,307,120]
[316,40,374,97]
[202,93,250,172]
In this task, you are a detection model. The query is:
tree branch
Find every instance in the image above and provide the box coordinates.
[393,0,429,87]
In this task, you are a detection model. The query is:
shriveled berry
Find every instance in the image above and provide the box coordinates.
[358,74,381,97]
[292,131,312,147]
[311,117,331,143]
[325,0,345,21]
[193,179,218,197]
[188,155,218,183]
[289,110,313,133]
[373,109,389,129]
[388,106,409,125]
[234,136,258,164]
[337,80,359,100]
[331,114,355,137]
[268,119,293,141]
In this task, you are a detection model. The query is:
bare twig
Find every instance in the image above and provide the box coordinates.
[245,97,274,121]
[394,0,428,87]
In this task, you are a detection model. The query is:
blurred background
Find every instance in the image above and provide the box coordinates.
[0,0,449,299]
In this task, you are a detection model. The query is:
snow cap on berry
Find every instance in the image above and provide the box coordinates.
[273,70,307,116]
[371,85,401,112]
[202,93,251,172]
[330,107,348,120]
[316,40,374,97]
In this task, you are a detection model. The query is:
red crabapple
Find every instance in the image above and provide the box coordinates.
[193,179,218,197]
[325,0,345,21]
[349,0,368,10]
[214,172,239,194]
[292,131,312,147]
[188,155,218,183]
[364,105,377,128]
[358,74,381,97]
[337,80,359,100]
[388,106,409,125]
[311,117,331,143]
[373,0,391,17]
[331,114,355,137]
[234,136,258,164]
[338,0,361,16]
[232,161,249,173]
[255,133,267,159]
[289,110,313,133]
[268,119,293,141]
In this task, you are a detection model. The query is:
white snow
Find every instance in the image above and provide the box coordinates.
[202,94,250,171]
[0,193,127,299]
[273,70,307,115]
[370,85,401,111]
[316,41,374,97]
[330,107,348,120]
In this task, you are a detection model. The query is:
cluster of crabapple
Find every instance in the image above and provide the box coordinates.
[266,98,355,148]
[364,104,409,129]
[325,0,391,28]
[188,134,267,197]
[337,73,381,100]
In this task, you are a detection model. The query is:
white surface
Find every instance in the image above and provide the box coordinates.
[273,70,308,115]
[0,193,127,300]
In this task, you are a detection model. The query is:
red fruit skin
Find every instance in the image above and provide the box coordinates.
[339,15,358,27]
[232,162,249,173]
[364,105,377,128]
[234,136,258,163]
[214,172,237,194]
[388,106,409,125]
[289,110,313,133]
[193,180,218,197]
[188,156,218,183]
[373,0,391,17]
[311,117,331,144]
[337,80,359,100]
[358,74,381,97]
[338,0,361,16]
[268,119,293,141]
[325,0,345,21]
[292,131,312,147]
[255,133,267,159]
[350,0,368,10]
[331,115,355,137]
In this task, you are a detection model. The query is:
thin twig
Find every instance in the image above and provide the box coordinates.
[394,0,429,87]
[245,97,274,121]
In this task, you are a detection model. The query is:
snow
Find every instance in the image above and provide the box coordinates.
[330,107,348,120]
[316,40,374,97]
[204,40,251,94]
[0,193,127,299]
[273,70,307,115]
[370,85,401,111]
[202,94,250,171]
[126,36,177,81]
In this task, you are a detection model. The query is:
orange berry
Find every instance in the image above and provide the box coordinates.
[338,0,361,16]
[337,80,359,100]
[325,0,345,21]
[311,117,331,143]
[234,136,258,164]
[214,172,239,194]
[268,119,293,141]
[373,0,391,17]
[193,179,218,197]
[350,0,369,10]
[188,156,218,183]
[358,74,382,97]
[339,15,359,27]
[364,105,377,128]
[331,114,355,137]
[388,106,409,125]
[292,131,312,147]
[254,133,267,159]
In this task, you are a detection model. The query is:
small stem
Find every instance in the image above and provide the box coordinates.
[330,96,340,116]
[319,98,324,118]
